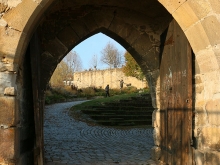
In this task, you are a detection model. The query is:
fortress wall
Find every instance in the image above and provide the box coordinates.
[74,68,147,89]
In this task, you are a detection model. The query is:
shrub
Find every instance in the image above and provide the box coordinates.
[45,85,149,104]
[80,87,95,98]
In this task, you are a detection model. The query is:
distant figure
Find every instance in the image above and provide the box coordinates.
[120,79,124,89]
[105,84,110,97]
[120,79,124,93]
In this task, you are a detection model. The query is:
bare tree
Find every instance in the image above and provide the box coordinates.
[64,51,83,73]
[50,61,69,87]
[62,51,83,84]
[100,42,123,68]
[89,54,98,69]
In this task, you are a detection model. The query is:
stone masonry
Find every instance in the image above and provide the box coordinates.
[0,0,220,165]
[73,68,147,89]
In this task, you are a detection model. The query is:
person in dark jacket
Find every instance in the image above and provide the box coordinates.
[119,79,124,93]
[105,84,110,97]
[120,79,124,89]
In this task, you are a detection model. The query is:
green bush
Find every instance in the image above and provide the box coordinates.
[45,94,66,104]
[45,87,76,104]
[45,86,149,104]
[79,87,95,98]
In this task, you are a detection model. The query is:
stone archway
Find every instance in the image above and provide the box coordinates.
[1,0,220,164]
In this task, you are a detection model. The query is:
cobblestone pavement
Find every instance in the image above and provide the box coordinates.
[44,101,156,165]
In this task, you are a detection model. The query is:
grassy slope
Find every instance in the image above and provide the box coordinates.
[69,92,152,128]
[70,93,140,111]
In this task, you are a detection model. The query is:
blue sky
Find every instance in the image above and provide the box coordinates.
[71,32,126,70]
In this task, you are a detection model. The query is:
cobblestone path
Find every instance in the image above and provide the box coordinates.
[44,101,156,165]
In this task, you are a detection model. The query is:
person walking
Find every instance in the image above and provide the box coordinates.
[105,84,110,97]
[120,79,124,93]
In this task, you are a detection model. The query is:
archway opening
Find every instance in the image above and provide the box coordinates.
[2,0,220,165]
[11,0,200,164]
[43,33,155,164]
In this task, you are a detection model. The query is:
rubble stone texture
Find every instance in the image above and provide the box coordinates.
[0,0,220,164]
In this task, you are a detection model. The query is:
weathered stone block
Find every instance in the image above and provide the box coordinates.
[205,151,220,165]
[151,146,161,161]
[4,87,16,96]
[41,38,68,60]
[209,0,220,14]
[117,23,141,47]
[153,127,161,146]
[202,71,220,99]
[0,128,15,161]
[196,49,218,73]
[195,97,206,106]
[109,19,124,34]
[195,76,202,84]
[199,127,220,150]
[201,15,220,47]
[81,13,98,33]
[172,1,199,31]
[0,3,7,13]
[0,61,15,72]
[6,0,22,8]
[57,26,79,49]
[0,72,17,94]
[70,20,90,39]
[194,150,205,165]
[0,27,22,61]
[195,59,201,74]
[158,0,186,14]
[0,18,7,27]
[205,99,220,126]
[195,107,207,126]
[185,22,210,54]
[3,0,38,32]
[92,11,112,29]
[196,85,204,94]
[0,96,16,126]
[188,0,211,20]
[152,109,160,128]
[132,37,159,71]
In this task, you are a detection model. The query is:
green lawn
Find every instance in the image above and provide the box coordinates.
[69,92,152,128]
[70,92,141,111]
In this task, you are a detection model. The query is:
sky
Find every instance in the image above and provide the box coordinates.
[71,32,126,70]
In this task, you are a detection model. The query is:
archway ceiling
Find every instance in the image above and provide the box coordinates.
[42,0,171,37]
[36,0,172,87]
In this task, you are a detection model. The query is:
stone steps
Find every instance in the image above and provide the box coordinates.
[95,119,152,126]
[90,105,153,110]
[90,114,152,120]
[104,102,152,107]
[81,109,153,115]
[81,93,154,127]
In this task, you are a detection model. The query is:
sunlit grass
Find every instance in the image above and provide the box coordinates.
[70,92,140,111]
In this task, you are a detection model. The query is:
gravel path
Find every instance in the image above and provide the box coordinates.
[44,101,156,165]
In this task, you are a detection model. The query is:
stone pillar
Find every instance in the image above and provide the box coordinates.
[146,69,162,161]
[193,70,220,164]
[0,15,19,163]
[146,69,160,109]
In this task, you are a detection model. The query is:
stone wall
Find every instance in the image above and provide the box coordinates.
[1,0,220,164]
[73,68,147,89]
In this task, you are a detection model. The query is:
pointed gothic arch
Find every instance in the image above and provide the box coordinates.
[0,1,220,164]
